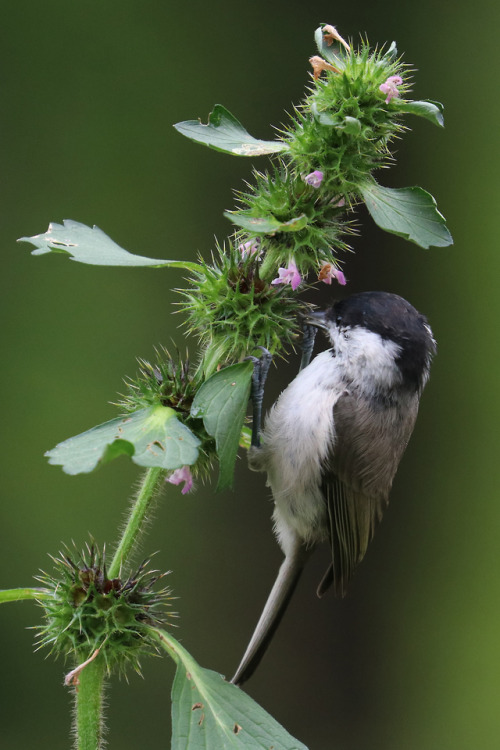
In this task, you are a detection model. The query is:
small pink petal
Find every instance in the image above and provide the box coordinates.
[271,261,302,291]
[379,75,403,104]
[304,170,324,188]
[167,465,194,494]
[330,196,345,208]
[238,239,261,258]
[318,263,346,286]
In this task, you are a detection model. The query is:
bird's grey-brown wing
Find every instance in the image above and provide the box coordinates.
[319,390,419,597]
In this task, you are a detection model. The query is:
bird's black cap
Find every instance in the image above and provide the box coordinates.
[329,291,436,391]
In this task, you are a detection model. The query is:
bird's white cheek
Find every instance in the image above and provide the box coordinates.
[330,327,402,394]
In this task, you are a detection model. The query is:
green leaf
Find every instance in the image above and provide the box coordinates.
[18,220,200,270]
[397,99,444,127]
[154,629,309,750]
[224,211,308,234]
[191,362,253,490]
[311,104,338,127]
[174,104,289,157]
[46,405,200,475]
[336,115,362,135]
[0,588,50,604]
[360,180,453,249]
[310,104,361,134]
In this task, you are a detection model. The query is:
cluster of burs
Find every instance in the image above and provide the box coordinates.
[179,25,416,376]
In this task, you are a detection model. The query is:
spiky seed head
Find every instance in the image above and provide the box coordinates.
[34,541,176,677]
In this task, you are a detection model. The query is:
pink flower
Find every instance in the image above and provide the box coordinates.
[166,465,194,494]
[304,170,324,188]
[271,261,302,291]
[330,196,345,208]
[379,75,403,104]
[238,238,261,258]
[318,263,346,286]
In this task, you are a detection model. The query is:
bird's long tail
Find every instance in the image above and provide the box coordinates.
[231,541,312,686]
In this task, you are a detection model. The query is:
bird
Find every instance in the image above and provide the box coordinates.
[231,290,436,686]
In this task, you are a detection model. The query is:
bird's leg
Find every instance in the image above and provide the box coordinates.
[231,536,312,686]
[300,323,318,371]
[249,347,272,448]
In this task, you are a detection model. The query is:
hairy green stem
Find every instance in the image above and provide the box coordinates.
[72,468,164,747]
[74,656,106,750]
[108,467,164,578]
[0,587,50,604]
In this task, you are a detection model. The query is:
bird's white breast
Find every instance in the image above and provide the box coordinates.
[249,350,342,554]
[248,328,403,556]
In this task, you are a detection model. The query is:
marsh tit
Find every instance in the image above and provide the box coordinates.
[231,291,436,686]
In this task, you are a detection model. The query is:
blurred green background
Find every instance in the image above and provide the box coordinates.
[0,2,497,749]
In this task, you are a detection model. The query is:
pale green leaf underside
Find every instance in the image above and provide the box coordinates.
[224,211,308,234]
[18,219,199,270]
[360,181,453,248]
[154,629,309,750]
[46,405,200,475]
[398,99,444,127]
[191,361,253,490]
[174,104,289,157]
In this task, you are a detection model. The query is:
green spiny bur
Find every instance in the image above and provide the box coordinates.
[230,163,352,280]
[117,347,201,414]
[34,541,176,676]
[225,40,410,286]
[289,43,408,185]
[177,241,306,376]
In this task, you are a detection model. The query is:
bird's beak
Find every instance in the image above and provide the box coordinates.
[302,309,329,330]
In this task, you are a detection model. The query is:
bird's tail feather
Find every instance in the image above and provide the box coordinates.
[231,543,311,686]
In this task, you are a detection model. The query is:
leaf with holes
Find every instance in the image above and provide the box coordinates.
[18,220,200,270]
[154,629,309,750]
[174,104,289,157]
[46,405,200,475]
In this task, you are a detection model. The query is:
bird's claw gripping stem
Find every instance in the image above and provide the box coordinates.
[300,323,318,371]
[246,347,272,448]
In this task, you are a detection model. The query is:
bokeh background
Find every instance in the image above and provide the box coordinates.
[0,2,497,749]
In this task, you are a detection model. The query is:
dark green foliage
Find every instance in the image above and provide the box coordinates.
[191,361,254,490]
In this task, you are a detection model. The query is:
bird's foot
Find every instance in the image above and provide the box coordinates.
[246,347,272,448]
